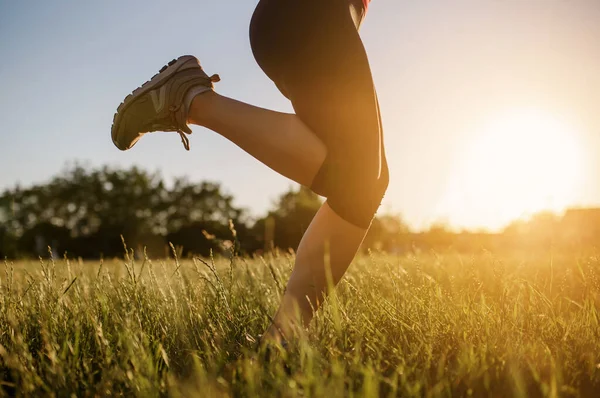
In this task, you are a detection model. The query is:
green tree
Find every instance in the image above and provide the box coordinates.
[0,164,251,258]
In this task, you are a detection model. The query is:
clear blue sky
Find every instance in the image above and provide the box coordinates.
[1,0,599,230]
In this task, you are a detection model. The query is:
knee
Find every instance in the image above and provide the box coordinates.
[328,162,389,230]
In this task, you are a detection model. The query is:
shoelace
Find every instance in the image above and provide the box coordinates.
[178,131,191,151]
[175,73,220,151]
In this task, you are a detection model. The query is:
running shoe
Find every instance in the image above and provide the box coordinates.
[111,55,220,151]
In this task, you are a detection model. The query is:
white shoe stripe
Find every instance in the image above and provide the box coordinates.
[150,85,167,112]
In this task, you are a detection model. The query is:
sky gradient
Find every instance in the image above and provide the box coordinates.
[1,0,599,230]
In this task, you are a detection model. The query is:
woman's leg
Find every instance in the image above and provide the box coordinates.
[263,202,368,342]
[188,92,326,188]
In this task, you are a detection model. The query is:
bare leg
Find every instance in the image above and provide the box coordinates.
[264,202,367,343]
[188,91,326,187]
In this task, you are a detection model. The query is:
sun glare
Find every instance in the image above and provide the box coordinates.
[437,108,586,231]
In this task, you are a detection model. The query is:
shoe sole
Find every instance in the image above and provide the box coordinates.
[111,55,198,150]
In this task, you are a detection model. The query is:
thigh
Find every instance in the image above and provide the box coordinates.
[250,0,386,204]
[283,0,385,189]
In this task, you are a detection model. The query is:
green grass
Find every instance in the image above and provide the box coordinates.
[1,248,600,397]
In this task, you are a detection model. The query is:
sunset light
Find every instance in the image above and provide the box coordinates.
[3,0,600,394]
[437,108,586,230]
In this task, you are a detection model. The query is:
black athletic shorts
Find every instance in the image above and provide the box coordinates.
[250,0,388,229]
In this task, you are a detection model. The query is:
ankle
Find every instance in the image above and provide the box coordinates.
[187,90,216,126]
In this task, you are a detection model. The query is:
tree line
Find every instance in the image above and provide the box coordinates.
[2,164,599,259]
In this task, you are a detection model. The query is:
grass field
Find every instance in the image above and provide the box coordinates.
[1,248,600,397]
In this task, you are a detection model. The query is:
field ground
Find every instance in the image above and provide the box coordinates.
[1,248,600,397]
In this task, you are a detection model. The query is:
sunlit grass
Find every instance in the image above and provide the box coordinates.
[1,248,599,397]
